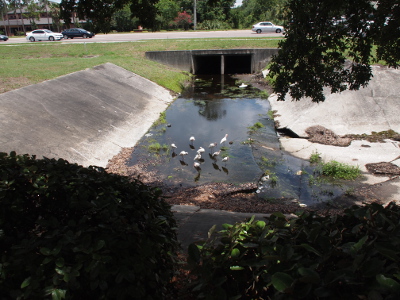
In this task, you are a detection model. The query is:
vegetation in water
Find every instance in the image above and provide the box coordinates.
[148,142,169,152]
[153,111,167,127]
[267,110,276,119]
[247,122,265,132]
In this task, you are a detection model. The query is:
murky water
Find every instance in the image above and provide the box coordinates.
[128,75,355,205]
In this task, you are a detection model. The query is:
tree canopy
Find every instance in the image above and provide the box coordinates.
[60,0,129,33]
[269,0,400,102]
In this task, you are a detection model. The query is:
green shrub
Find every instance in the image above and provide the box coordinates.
[188,203,400,299]
[321,160,361,180]
[0,152,179,299]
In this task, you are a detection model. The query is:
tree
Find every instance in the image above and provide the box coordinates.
[269,0,400,102]
[24,0,40,29]
[39,0,51,30]
[173,10,192,30]
[49,1,61,32]
[156,0,179,30]
[129,0,159,31]
[112,4,138,32]
[0,0,9,35]
[60,0,128,33]
[60,0,162,32]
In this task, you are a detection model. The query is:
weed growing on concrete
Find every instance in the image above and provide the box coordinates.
[321,161,361,180]
[309,151,322,164]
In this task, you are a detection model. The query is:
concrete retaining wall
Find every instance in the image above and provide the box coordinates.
[145,48,279,74]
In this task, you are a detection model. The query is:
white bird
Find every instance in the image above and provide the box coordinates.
[222,156,229,163]
[171,143,177,152]
[197,147,205,154]
[239,83,248,88]
[179,151,188,158]
[212,150,221,157]
[194,153,202,161]
[208,142,217,151]
[193,162,201,169]
[220,134,228,145]
[190,136,195,143]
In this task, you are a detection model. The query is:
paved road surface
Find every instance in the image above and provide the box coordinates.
[2,30,283,44]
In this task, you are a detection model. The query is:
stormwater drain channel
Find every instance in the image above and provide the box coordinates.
[128,75,357,206]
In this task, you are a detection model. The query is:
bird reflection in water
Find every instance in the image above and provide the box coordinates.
[194,162,201,182]
[222,166,229,175]
[179,160,188,166]
[212,162,221,171]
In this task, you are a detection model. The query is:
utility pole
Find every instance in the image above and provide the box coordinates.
[193,0,196,30]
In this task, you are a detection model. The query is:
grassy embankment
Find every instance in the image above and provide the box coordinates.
[0,37,281,94]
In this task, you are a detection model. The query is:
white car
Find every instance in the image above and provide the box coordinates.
[26,29,63,42]
[252,22,284,34]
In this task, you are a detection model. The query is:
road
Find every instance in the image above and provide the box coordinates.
[3,30,283,44]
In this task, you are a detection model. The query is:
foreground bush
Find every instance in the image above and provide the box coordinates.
[188,203,400,299]
[0,152,179,299]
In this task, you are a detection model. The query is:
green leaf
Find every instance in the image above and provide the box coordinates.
[376,274,400,291]
[272,272,294,292]
[351,235,368,253]
[375,244,399,261]
[51,289,66,300]
[94,240,105,251]
[55,257,65,268]
[208,224,217,239]
[230,266,244,271]
[231,248,240,258]
[255,220,266,229]
[40,247,51,256]
[299,243,322,256]
[298,267,320,284]
[55,267,65,275]
[21,277,31,288]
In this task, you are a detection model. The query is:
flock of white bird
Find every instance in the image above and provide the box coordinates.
[171,133,230,170]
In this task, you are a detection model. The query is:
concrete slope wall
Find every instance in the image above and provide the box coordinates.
[269,65,400,137]
[0,63,173,167]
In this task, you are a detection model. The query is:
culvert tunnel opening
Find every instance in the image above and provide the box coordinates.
[194,54,252,75]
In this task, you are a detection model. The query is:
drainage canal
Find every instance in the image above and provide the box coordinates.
[128,75,359,206]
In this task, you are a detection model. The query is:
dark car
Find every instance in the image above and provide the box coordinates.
[0,34,8,41]
[62,28,95,39]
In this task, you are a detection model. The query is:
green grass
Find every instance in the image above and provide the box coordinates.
[0,37,281,94]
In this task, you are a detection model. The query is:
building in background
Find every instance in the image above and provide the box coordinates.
[0,1,85,36]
